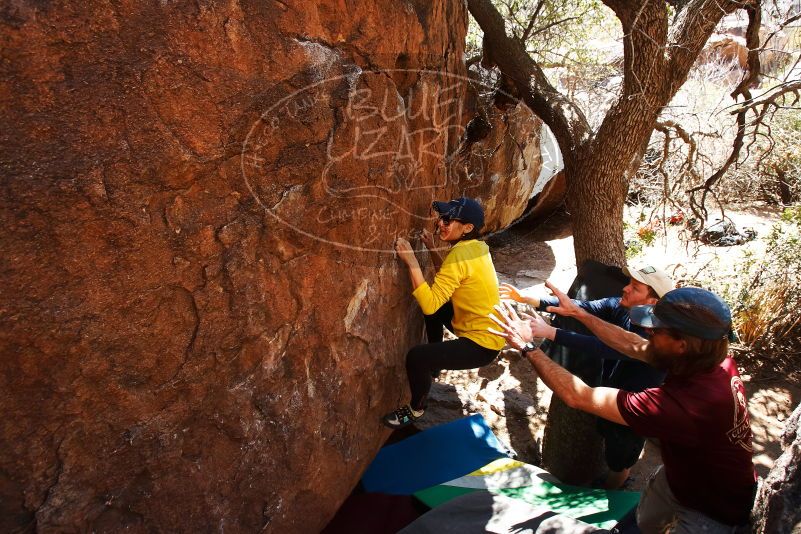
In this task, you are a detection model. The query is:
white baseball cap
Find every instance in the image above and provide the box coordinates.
[622,265,675,297]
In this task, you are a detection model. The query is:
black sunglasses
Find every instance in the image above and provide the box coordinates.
[439,216,462,226]
[646,327,682,339]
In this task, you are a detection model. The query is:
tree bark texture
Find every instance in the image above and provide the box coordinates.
[541,397,606,485]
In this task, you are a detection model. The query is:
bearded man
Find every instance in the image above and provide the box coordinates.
[490,283,757,533]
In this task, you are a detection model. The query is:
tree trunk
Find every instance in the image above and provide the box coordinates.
[539,260,628,483]
[566,161,628,268]
[467,0,754,486]
[542,398,605,485]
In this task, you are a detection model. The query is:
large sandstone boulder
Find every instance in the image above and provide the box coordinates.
[457,97,544,233]
[0,1,544,531]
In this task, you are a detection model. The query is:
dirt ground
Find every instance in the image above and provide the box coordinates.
[416,206,801,490]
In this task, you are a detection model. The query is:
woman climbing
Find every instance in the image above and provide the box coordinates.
[382,197,505,428]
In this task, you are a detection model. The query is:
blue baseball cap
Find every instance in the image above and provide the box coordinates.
[432,197,484,230]
[629,287,732,340]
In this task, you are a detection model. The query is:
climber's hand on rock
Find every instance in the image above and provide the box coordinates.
[394,238,416,265]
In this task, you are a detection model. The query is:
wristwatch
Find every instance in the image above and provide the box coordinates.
[521,341,537,354]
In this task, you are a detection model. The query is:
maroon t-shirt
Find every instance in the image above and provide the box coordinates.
[617,356,757,525]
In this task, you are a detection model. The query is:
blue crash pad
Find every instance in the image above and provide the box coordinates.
[361,414,509,495]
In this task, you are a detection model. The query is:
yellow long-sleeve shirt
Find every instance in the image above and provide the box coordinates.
[411,239,505,351]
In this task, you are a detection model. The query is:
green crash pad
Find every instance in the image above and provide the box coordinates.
[413,458,640,529]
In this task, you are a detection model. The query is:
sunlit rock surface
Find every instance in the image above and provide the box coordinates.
[0,1,545,530]
[752,402,801,533]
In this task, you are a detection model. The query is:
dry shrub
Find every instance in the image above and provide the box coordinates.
[735,281,801,348]
[724,206,801,373]
[630,44,801,210]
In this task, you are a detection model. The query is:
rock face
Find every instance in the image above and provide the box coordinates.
[752,402,801,533]
[0,1,543,531]
[458,95,544,233]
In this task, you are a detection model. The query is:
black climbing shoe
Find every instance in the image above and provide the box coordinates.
[381,404,424,429]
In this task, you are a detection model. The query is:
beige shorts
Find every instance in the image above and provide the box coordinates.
[636,466,741,534]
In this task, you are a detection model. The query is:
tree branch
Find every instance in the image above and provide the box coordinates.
[601,0,647,28]
[655,119,700,180]
[668,0,759,225]
[520,0,545,42]
[731,3,761,100]
[588,2,669,180]
[688,1,796,224]
[728,80,801,115]
[530,16,583,39]
[687,107,747,224]
[466,0,593,159]
[761,12,801,50]
[668,0,751,87]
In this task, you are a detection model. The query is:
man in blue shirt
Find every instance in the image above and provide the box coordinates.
[500,265,674,488]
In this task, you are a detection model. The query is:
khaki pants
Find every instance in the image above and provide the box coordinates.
[637,466,739,534]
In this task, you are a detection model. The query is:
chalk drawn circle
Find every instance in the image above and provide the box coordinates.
[241,69,507,253]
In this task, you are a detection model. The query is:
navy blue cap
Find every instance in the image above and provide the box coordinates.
[432,197,484,230]
[629,287,732,340]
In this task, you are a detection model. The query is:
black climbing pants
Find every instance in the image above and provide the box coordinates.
[424,301,454,343]
[408,303,499,410]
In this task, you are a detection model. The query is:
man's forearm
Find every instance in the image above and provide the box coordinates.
[525,348,589,409]
[573,309,650,361]
[526,348,627,425]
